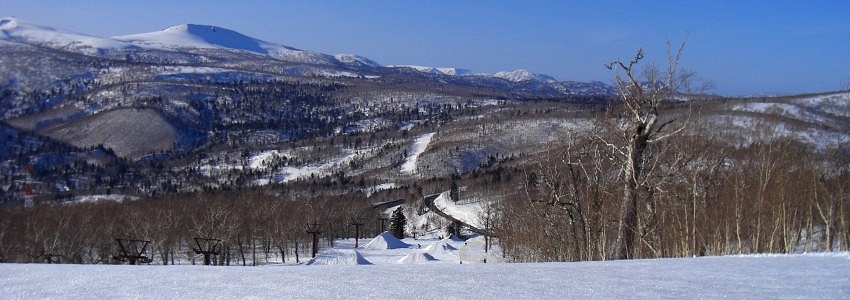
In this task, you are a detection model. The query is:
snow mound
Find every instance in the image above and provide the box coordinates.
[363,231,411,250]
[395,252,438,264]
[307,249,371,266]
[423,242,456,253]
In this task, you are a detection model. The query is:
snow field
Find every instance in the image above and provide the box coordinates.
[2,253,848,299]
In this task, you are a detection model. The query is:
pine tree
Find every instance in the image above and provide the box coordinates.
[450,181,460,202]
[389,207,406,239]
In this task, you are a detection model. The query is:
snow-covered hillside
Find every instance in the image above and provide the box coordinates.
[2,252,847,298]
[0,17,135,55]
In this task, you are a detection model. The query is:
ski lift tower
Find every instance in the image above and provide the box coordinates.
[377,214,389,234]
[351,217,365,248]
[113,238,152,265]
[193,237,222,265]
[305,223,322,258]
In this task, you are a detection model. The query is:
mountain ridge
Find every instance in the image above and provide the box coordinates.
[1,17,594,88]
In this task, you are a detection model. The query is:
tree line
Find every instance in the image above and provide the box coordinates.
[0,190,388,265]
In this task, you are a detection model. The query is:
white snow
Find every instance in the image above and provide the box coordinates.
[248,150,285,170]
[2,252,848,298]
[400,132,435,174]
[69,194,138,203]
[255,149,359,185]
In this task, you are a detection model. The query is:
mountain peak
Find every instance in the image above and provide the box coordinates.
[114,23,288,54]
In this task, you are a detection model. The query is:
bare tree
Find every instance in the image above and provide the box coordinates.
[604,38,702,259]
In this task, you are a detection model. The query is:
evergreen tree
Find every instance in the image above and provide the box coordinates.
[450,181,460,202]
[389,207,406,239]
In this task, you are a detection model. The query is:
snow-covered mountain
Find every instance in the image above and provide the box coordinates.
[1,17,360,67]
[113,24,290,54]
[114,24,344,65]
[388,65,475,76]
[389,65,558,82]
[1,17,613,96]
[494,69,557,83]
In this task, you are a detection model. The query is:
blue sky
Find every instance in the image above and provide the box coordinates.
[3,1,849,95]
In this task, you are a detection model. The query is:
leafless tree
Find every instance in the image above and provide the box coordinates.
[603,38,707,259]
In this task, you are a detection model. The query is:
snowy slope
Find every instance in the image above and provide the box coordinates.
[2,253,848,298]
[401,132,435,174]
[0,17,135,54]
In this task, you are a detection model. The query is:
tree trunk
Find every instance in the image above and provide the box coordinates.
[615,131,649,259]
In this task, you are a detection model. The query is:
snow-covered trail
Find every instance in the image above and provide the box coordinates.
[401,132,435,174]
[2,253,849,298]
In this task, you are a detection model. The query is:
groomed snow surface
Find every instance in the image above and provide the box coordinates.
[3,231,849,298]
[400,132,435,174]
[3,252,848,298]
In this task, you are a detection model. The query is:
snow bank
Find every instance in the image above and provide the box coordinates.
[307,249,371,266]
[363,231,411,250]
[401,132,435,174]
[395,252,438,264]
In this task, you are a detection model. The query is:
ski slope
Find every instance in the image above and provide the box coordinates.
[2,252,848,298]
[400,132,435,174]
